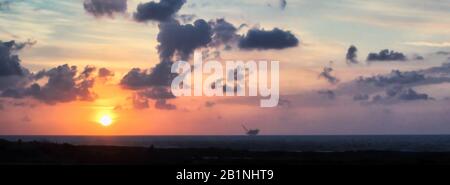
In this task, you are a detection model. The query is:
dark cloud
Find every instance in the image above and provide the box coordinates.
[98,67,114,78]
[79,65,96,79]
[398,89,430,101]
[422,62,450,74]
[83,0,127,18]
[158,19,212,61]
[0,40,35,77]
[1,64,98,104]
[120,61,176,89]
[122,1,301,111]
[121,68,151,89]
[138,86,175,100]
[121,18,213,111]
[209,18,240,49]
[121,65,177,110]
[155,99,176,110]
[238,28,299,50]
[279,0,287,10]
[12,39,36,51]
[130,94,149,109]
[319,67,339,85]
[338,63,450,100]
[367,49,407,62]
[346,45,358,64]
[12,101,34,107]
[337,63,450,105]
[353,93,369,101]
[133,0,186,22]
[318,90,336,100]
[356,70,425,87]
[127,86,176,110]
[122,18,213,90]
[278,98,292,108]
[30,65,97,103]
[436,51,450,55]
[371,86,431,104]
[413,55,424,60]
[0,40,36,90]
[0,40,26,76]
[0,40,106,105]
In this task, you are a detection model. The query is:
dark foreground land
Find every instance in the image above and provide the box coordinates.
[1,139,450,165]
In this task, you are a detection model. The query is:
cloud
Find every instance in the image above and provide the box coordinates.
[345,45,358,64]
[1,64,99,104]
[121,18,213,111]
[413,55,424,60]
[279,0,287,10]
[122,18,215,90]
[155,99,176,110]
[79,65,96,79]
[319,67,339,85]
[337,63,450,105]
[353,93,369,101]
[121,68,152,89]
[31,65,97,103]
[436,51,450,55]
[133,0,186,22]
[0,40,27,77]
[121,1,301,111]
[130,94,149,109]
[83,0,127,18]
[98,67,114,78]
[367,49,407,62]
[317,90,336,100]
[121,64,177,110]
[127,86,176,110]
[396,88,430,101]
[177,14,196,23]
[124,17,296,93]
[356,70,426,87]
[157,19,212,61]
[238,28,299,50]
[120,61,176,89]
[0,40,36,90]
[371,86,431,104]
[208,18,240,49]
[404,41,450,48]
[422,62,450,74]
[138,86,175,100]
[278,98,292,108]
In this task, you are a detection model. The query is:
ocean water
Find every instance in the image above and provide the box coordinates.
[2,135,450,152]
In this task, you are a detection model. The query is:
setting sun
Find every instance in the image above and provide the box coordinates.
[99,115,113,127]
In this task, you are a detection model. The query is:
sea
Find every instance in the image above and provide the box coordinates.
[2,135,450,152]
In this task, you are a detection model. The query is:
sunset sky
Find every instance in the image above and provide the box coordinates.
[1,0,450,135]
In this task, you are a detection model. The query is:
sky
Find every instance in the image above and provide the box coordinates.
[0,0,450,135]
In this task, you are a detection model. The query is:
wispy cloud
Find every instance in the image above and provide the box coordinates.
[403,41,450,48]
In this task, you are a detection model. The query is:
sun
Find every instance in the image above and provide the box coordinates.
[99,115,113,127]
